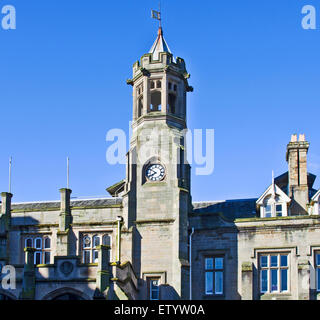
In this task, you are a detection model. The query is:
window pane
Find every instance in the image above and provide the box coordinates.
[150,280,159,300]
[270,255,278,267]
[281,269,288,291]
[35,252,41,265]
[271,269,278,291]
[44,252,50,265]
[35,238,42,249]
[215,258,223,270]
[205,258,213,270]
[261,256,268,268]
[93,250,99,263]
[83,236,91,248]
[265,205,272,217]
[102,235,111,246]
[84,250,90,264]
[93,236,100,248]
[25,239,32,248]
[280,255,288,267]
[276,205,282,217]
[205,272,213,294]
[317,268,320,291]
[317,254,320,266]
[215,271,223,294]
[261,270,268,293]
[44,238,51,249]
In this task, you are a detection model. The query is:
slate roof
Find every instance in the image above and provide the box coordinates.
[11,198,122,211]
[149,27,172,60]
[192,199,258,221]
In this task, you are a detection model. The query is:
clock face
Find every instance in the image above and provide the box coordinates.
[146,164,165,182]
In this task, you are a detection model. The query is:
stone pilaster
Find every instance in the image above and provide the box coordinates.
[298,260,310,300]
[20,248,36,300]
[241,262,253,300]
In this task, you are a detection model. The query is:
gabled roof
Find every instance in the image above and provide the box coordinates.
[106,180,125,197]
[312,189,320,202]
[149,27,172,60]
[256,183,291,206]
[275,171,317,194]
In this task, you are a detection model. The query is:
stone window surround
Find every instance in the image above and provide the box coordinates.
[79,231,112,264]
[259,253,289,294]
[22,233,52,265]
[307,245,320,292]
[252,248,295,296]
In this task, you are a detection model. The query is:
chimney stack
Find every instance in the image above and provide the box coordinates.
[286,134,310,215]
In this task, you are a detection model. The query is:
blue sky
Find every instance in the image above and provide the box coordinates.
[0,0,319,202]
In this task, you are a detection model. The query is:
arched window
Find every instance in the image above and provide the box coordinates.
[25,238,32,248]
[102,234,111,246]
[168,93,176,114]
[150,91,162,112]
[156,80,161,88]
[138,97,143,117]
[150,81,155,89]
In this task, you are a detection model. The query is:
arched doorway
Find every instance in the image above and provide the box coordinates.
[43,287,90,300]
[52,293,84,300]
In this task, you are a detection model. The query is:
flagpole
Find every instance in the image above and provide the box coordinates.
[67,157,69,189]
[9,157,12,193]
[159,0,161,28]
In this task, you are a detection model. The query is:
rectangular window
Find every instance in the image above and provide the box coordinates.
[81,233,112,264]
[148,278,160,300]
[205,256,224,295]
[316,253,320,291]
[24,235,51,265]
[34,251,42,265]
[259,253,289,294]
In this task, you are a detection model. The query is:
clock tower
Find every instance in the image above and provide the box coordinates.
[123,26,193,299]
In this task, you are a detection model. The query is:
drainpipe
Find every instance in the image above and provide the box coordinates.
[116,216,123,264]
[189,227,195,300]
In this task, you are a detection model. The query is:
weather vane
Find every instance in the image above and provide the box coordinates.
[151,1,162,28]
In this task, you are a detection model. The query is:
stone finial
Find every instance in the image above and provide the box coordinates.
[291,134,298,142]
[0,192,13,232]
[59,188,72,231]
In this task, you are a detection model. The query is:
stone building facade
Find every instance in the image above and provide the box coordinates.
[0,27,320,300]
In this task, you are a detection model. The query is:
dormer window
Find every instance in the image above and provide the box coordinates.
[257,182,291,218]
